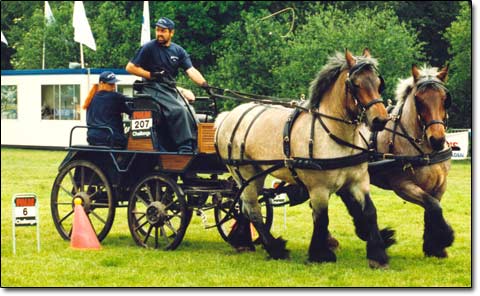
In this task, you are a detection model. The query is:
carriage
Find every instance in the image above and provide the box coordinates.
[50,81,282,250]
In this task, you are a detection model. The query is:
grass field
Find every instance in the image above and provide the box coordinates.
[0,148,472,287]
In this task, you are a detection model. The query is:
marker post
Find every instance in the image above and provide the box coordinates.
[12,193,40,254]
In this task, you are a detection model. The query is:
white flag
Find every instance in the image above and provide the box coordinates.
[45,1,55,25]
[140,1,150,45]
[73,1,96,51]
[1,31,7,45]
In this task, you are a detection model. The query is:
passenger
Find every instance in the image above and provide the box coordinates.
[83,71,132,148]
[126,16,210,153]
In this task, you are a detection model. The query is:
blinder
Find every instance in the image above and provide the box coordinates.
[345,62,385,112]
[414,79,451,131]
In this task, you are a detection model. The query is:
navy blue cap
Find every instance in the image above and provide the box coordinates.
[99,71,119,84]
[156,17,175,29]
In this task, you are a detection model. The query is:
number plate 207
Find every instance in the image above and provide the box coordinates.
[132,118,153,130]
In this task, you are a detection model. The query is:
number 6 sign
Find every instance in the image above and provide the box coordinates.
[12,193,40,254]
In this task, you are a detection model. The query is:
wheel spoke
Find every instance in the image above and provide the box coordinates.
[56,201,73,205]
[145,183,154,203]
[90,210,107,224]
[92,202,110,208]
[136,193,150,207]
[143,224,154,244]
[80,166,85,192]
[160,226,170,243]
[58,210,74,224]
[134,217,149,232]
[164,220,178,235]
[68,171,79,192]
[88,189,99,200]
[59,185,75,198]
[155,226,159,249]
[87,171,95,188]
[155,181,161,202]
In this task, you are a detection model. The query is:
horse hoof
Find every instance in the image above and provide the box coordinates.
[235,245,255,252]
[368,260,389,269]
[265,237,290,259]
[308,248,337,263]
[425,249,448,258]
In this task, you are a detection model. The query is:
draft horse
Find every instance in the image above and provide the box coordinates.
[368,64,454,258]
[215,49,394,268]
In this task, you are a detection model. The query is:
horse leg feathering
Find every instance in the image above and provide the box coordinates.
[337,187,394,269]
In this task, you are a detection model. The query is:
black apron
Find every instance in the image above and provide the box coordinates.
[142,81,198,150]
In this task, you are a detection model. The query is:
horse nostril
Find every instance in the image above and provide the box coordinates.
[429,136,445,151]
[371,117,388,131]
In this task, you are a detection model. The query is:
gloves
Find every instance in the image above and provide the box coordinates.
[150,71,165,82]
[150,70,176,87]
[201,82,213,95]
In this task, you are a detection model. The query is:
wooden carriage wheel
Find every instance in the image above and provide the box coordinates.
[50,160,115,242]
[127,173,190,250]
[214,195,273,244]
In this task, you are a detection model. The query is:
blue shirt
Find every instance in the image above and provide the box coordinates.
[130,40,193,78]
[86,90,132,147]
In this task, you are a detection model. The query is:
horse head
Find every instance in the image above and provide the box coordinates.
[411,64,450,151]
[345,48,389,131]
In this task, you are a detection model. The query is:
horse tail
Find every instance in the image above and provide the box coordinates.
[214,111,230,130]
[82,84,99,110]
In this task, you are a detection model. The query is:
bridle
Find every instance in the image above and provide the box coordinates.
[345,62,385,119]
[414,79,451,131]
[381,79,451,155]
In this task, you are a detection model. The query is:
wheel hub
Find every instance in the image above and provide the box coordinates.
[73,191,91,213]
[146,201,167,225]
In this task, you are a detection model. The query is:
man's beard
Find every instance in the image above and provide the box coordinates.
[157,37,169,45]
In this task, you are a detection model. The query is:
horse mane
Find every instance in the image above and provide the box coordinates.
[394,65,443,105]
[306,52,378,109]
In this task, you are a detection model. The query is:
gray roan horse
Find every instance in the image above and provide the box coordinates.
[367,64,454,258]
[214,49,395,268]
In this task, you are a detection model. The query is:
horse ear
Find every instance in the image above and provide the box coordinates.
[345,48,356,68]
[362,47,371,58]
[411,64,420,82]
[437,63,449,82]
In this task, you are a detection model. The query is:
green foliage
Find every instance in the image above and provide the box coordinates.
[390,1,461,66]
[443,1,471,128]
[0,2,470,122]
[214,5,425,104]
[209,10,288,109]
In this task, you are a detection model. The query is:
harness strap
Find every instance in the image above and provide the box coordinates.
[224,152,370,170]
[283,108,303,158]
[240,106,269,161]
[227,104,261,161]
[317,115,369,152]
[370,147,452,168]
[309,113,318,159]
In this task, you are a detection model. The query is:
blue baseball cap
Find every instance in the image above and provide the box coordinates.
[99,71,119,84]
[156,17,175,29]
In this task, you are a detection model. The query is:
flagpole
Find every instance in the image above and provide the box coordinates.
[42,35,46,69]
[80,43,84,68]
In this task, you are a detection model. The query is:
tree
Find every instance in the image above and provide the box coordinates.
[443,1,471,128]
[212,4,425,104]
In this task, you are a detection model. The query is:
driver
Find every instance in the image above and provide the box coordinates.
[126,17,210,153]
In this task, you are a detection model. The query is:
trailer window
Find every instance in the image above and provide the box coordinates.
[41,85,80,120]
[1,85,18,120]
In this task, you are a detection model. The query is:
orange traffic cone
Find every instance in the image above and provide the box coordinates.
[70,198,101,250]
